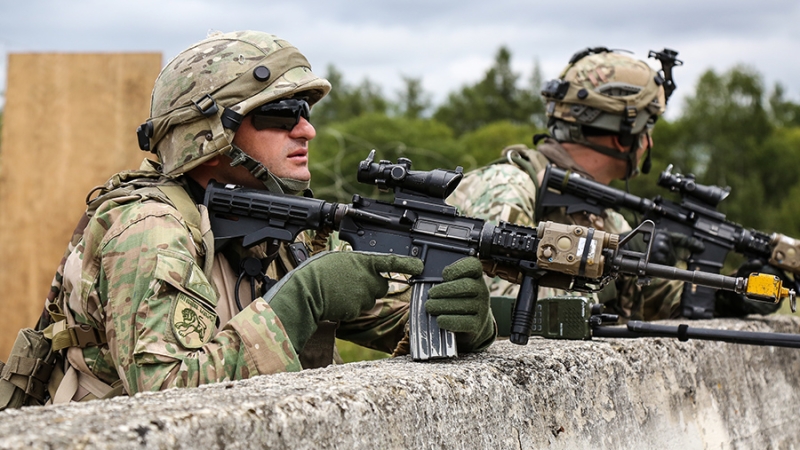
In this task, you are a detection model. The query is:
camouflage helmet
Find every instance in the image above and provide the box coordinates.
[136,30,331,176]
[541,47,681,177]
[542,47,668,141]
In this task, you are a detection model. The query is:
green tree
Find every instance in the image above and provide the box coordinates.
[651,66,775,229]
[433,47,544,136]
[310,113,459,202]
[395,75,432,119]
[757,126,800,235]
[311,65,390,128]
[457,120,544,169]
[769,83,800,128]
[527,58,547,129]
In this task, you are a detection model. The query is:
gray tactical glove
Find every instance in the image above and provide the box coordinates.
[426,257,496,352]
[649,230,705,266]
[266,251,424,353]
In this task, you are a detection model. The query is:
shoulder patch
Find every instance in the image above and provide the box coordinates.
[171,293,216,349]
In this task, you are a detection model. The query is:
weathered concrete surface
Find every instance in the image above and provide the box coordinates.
[1,316,799,449]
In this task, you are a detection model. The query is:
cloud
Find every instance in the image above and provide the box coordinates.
[1,0,799,115]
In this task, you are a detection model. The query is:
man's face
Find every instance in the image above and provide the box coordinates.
[216,99,316,189]
[602,131,654,182]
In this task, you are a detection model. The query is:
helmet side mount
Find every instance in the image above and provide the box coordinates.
[648,48,682,104]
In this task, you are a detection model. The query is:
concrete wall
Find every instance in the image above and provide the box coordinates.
[0,53,161,360]
[1,315,798,449]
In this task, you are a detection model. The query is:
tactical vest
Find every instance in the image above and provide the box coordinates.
[0,159,341,409]
[488,144,551,191]
[0,159,212,409]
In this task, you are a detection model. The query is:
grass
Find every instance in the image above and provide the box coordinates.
[336,339,391,363]
[777,297,796,315]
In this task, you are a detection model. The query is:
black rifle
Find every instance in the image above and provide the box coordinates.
[533,296,800,349]
[537,164,800,319]
[205,151,793,359]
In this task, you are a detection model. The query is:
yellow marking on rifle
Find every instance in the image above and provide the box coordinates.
[745,273,790,304]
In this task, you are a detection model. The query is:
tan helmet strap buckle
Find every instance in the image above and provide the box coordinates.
[194,94,220,117]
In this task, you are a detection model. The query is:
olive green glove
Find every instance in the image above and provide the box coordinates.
[426,257,496,352]
[265,251,424,353]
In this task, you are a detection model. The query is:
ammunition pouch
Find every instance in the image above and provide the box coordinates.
[0,328,57,410]
[0,161,206,410]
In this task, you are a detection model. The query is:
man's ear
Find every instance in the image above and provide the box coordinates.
[201,155,222,167]
[611,135,635,153]
[186,155,223,189]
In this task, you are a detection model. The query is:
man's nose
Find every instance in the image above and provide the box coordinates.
[290,117,316,140]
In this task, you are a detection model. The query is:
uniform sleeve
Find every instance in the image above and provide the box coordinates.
[448,165,538,297]
[336,290,411,354]
[613,276,683,321]
[93,202,300,394]
[448,165,538,227]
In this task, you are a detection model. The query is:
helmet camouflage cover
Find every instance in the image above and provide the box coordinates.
[542,48,666,139]
[139,30,331,175]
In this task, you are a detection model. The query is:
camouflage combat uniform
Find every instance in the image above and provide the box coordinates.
[35,31,416,402]
[42,161,411,402]
[448,140,682,321]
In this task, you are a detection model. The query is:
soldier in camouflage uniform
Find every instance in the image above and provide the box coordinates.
[449,48,683,322]
[38,31,495,404]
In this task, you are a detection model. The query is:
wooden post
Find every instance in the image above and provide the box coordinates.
[0,53,162,360]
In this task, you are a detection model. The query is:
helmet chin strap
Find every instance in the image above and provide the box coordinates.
[577,137,642,180]
[640,139,652,175]
[550,120,644,180]
[227,144,310,195]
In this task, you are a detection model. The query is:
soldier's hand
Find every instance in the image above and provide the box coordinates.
[265,251,424,353]
[649,231,705,266]
[426,257,496,352]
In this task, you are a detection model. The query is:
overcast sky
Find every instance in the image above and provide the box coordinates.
[1,0,799,119]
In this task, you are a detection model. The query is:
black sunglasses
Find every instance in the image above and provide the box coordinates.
[251,98,310,131]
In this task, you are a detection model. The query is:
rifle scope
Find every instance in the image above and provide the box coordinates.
[357,149,463,200]
[657,164,730,207]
